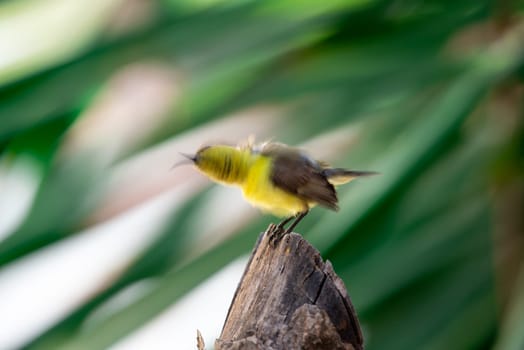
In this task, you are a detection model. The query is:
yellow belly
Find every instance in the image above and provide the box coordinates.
[241,155,309,217]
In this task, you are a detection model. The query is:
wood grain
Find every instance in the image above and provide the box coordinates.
[215,225,364,350]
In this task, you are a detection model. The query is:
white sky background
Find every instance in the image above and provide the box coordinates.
[0,162,248,349]
[110,258,247,350]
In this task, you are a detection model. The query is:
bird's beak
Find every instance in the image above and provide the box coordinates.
[170,152,196,170]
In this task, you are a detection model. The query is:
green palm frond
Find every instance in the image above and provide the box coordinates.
[0,1,523,349]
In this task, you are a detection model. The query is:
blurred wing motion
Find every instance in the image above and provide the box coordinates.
[260,142,377,211]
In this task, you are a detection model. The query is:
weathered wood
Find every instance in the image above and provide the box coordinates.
[197,330,205,350]
[215,225,364,350]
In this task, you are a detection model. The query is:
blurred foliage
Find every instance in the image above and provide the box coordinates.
[0,0,523,349]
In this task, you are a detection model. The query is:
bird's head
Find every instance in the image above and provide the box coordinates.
[178,145,248,184]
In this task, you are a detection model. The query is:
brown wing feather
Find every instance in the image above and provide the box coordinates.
[262,143,339,211]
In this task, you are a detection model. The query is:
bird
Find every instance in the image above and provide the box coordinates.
[177,140,377,236]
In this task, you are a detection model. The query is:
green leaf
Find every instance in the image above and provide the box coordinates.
[493,262,524,350]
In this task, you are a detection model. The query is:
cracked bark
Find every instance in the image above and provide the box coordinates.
[215,226,364,350]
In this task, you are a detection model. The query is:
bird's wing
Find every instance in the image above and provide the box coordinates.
[261,143,339,211]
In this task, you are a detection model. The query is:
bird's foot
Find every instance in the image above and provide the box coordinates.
[268,223,285,247]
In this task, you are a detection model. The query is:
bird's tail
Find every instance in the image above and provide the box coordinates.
[323,168,379,185]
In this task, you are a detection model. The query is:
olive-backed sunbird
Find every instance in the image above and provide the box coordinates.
[180,141,377,234]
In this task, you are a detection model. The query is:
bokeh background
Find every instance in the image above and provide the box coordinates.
[0,0,523,349]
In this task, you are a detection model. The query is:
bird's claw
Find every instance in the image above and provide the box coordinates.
[268,223,285,247]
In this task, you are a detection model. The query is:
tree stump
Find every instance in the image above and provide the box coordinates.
[215,225,364,350]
